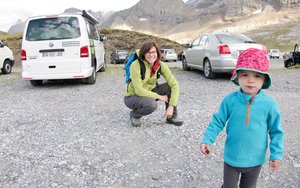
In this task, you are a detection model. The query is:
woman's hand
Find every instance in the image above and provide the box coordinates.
[200,144,211,156]
[269,159,282,172]
[157,95,168,103]
[164,105,174,119]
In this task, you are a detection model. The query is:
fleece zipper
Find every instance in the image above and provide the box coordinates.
[246,96,255,126]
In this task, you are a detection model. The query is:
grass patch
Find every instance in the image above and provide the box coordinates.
[284,64,300,70]
[245,20,300,52]
[0,32,23,41]
[105,65,124,74]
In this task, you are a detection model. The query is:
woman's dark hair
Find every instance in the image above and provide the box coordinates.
[139,41,162,62]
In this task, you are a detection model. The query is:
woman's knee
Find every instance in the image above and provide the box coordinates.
[146,101,158,112]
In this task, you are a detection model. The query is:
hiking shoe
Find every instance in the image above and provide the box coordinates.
[166,117,184,126]
[130,111,141,127]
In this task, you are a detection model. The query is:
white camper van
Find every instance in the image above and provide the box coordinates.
[21,10,107,86]
[0,40,14,74]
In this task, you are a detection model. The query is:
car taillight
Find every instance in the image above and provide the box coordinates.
[80,46,89,57]
[21,49,27,60]
[218,45,231,54]
[262,45,268,54]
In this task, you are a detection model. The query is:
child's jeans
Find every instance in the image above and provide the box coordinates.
[222,162,262,188]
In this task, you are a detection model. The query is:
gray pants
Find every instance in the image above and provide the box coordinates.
[222,162,262,188]
[124,83,177,119]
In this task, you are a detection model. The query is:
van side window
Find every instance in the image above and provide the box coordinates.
[25,17,80,41]
[85,20,99,40]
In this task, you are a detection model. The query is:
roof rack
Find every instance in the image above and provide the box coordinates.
[82,10,99,24]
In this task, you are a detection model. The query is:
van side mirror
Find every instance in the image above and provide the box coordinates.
[185,44,190,48]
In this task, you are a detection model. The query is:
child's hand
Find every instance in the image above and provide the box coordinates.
[200,144,211,156]
[269,159,282,172]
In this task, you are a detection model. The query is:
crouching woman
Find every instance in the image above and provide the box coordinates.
[124,41,183,127]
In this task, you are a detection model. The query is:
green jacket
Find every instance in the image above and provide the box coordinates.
[124,49,179,106]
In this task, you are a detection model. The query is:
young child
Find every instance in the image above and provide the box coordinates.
[200,48,284,188]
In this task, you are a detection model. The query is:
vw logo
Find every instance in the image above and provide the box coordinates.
[49,42,54,47]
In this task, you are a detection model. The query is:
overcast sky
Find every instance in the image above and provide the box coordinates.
[0,0,189,32]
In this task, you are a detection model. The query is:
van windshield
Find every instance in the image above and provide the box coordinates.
[25,17,80,41]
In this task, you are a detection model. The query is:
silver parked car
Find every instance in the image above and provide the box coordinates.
[182,33,268,78]
[160,49,178,62]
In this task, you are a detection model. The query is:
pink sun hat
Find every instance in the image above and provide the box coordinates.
[231,48,272,89]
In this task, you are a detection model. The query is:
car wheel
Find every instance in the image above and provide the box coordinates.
[285,60,294,68]
[86,65,96,84]
[203,59,216,79]
[277,57,279,59]
[30,80,43,86]
[99,57,106,72]
[182,57,190,71]
[2,60,12,74]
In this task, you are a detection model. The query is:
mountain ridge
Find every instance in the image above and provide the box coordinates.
[5,0,300,45]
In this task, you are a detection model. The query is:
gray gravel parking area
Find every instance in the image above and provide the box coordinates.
[0,66,299,187]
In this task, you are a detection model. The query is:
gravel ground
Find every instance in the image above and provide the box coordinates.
[0,65,299,188]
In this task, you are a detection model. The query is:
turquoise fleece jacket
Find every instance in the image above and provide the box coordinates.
[201,88,284,168]
[124,50,179,106]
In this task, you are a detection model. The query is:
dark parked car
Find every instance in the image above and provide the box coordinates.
[177,51,184,61]
[284,44,299,68]
[110,50,128,64]
[283,51,293,59]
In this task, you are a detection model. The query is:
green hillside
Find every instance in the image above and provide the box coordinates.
[0,29,187,67]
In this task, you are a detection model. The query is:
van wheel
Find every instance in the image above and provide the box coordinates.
[99,57,106,72]
[86,66,96,84]
[2,60,12,74]
[30,80,43,86]
[204,59,216,79]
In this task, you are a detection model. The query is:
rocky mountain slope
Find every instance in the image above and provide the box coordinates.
[4,0,300,48]
[8,19,26,34]
[6,0,300,44]
[98,0,300,44]
[63,8,114,26]
[100,0,191,33]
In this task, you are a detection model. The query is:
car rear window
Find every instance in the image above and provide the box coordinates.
[215,34,256,44]
[272,50,279,53]
[167,49,176,54]
[117,51,128,55]
[25,17,80,41]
